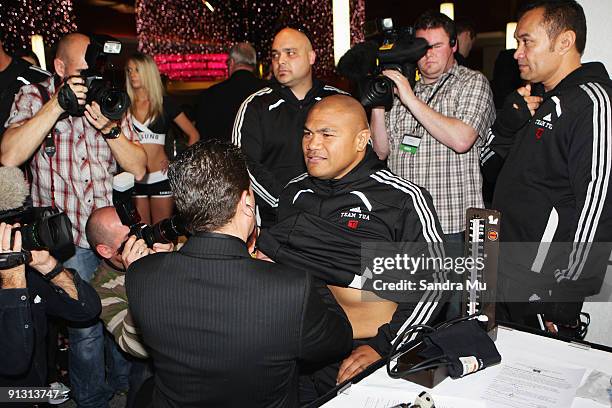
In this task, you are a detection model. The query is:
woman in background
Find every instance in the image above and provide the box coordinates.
[125,52,199,224]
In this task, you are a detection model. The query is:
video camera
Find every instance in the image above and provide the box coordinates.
[337,18,430,110]
[112,173,188,248]
[0,208,74,269]
[58,34,130,120]
[0,167,74,269]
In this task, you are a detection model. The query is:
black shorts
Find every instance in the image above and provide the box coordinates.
[133,179,173,198]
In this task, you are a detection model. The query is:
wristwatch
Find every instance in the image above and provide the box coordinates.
[101,125,121,139]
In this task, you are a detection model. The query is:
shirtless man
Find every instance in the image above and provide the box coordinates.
[257,94,446,399]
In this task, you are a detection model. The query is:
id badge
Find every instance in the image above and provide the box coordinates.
[400,134,422,154]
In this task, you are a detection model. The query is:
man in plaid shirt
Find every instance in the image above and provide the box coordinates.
[371,11,495,243]
[2,33,146,407]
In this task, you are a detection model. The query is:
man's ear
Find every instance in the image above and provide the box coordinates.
[54,58,65,78]
[356,129,371,152]
[239,189,252,216]
[556,30,576,55]
[96,243,113,260]
[309,50,316,66]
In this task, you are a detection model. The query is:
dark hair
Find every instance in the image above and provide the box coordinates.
[168,141,250,233]
[414,10,457,47]
[455,18,476,39]
[520,0,586,54]
[14,49,40,67]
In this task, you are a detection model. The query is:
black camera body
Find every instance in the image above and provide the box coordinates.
[337,18,430,110]
[112,173,188,248]
[58,34,130,120]
[0,206,74,269]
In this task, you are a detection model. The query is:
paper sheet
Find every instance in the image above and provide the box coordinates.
[481,359,585,408]
[327,385,486,408]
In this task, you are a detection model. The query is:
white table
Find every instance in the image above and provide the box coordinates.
[322,326,612,407]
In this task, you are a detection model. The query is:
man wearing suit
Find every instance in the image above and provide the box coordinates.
[126,140,352,408]
[194,42,266,143]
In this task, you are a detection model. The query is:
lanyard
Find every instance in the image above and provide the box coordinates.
[410,73,452,134]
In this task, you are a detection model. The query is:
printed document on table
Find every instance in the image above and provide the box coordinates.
[326,385,485,408]
[481,359,585,408]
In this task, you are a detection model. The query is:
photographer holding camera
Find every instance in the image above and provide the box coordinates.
[86,205,173,408]
[0,222,101,387]
[1,32,146,407]
[370,11,495,245]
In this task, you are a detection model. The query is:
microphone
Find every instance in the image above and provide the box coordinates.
[0,167,29,211]
[337,40,379,82]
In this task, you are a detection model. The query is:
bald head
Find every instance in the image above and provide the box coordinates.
[303,95,370,180]
[86,206,129,259]
[54,33,89,78]
[309,95,369,133]
[274,28,313,51]
[271,28,315,94]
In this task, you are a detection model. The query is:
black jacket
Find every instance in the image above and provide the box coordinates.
[0,269,101,386]
[126,232,352,408]
[0,58,50,138]
[481,62,612,307]
[231,79,347,227]
[195,70,267,143]
[258,148,446,355]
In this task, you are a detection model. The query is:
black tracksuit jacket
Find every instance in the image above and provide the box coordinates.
[481,62,612,319]
[258,148,447,355]
[231,79,347,227]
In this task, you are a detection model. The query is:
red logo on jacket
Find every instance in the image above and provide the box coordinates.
[347,220,359,229]
[535,128,544,140]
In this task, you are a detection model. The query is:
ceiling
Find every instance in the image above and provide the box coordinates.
[75,0,534,40]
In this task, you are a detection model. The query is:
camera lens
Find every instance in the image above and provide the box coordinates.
[152,216,188,244]
[97,88,130,121]
[12,212,74,251]
[361,75,395,110]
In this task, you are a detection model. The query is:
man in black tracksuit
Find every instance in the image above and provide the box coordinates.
[0,37,51,139]
[231,27,347,227]
[480,1,612,337]
[258,95,447,399]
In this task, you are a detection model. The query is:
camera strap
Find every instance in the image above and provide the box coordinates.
[34,81,58,210]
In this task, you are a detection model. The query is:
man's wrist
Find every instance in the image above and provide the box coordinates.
[34,258,58,275]
[101,124,121,139]
[49,95,66,116]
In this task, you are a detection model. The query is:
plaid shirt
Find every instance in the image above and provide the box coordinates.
[385,63,495,234]
[5,77,137,247]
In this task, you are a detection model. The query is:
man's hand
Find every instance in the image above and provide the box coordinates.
[337,345,381,384]
[58,76,88,112]
[29,248,58,275]
[255,250,273,262]
[516,84,543,116]
[84,101,118,134]
[152,242,174,253]
[160,159,170,175]
[382,70,416,106]
[544,321,558,334]
[121,236,152,269]
[0,223,26,288]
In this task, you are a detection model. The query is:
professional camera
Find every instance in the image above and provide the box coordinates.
[58,34,130,120]
[112,173,188,248]
[115,201,187,248]
[0,207,74,269]
[0,167,74,269]
[337,18,430,110]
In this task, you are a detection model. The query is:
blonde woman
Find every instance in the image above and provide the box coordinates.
[125,52,199,224]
